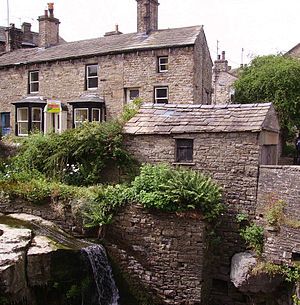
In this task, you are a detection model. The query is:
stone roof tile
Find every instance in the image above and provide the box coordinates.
[0,25,202,67]
[124,103,279,135]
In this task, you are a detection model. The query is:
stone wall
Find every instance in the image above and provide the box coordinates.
[105,204,210,305]
[257,165,300,264]
[212,71,237,104]
[125,131,261,304]
[0,197,83,235]
[0,44,211,133]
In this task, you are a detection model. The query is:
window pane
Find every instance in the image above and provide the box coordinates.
[88,77,98,89]
[32,108,41,122]
[159,57,168,64]
[18,122,28,135]
[156,88,167,98]
[92,109,100,121]
[18,108,28,121]
[88,65,98,77]
[30,82,39,93]
[129,89,139,100]
[30,71,39,82]
[176,139,193,162]
[32,122,41,131]
[3,113,10,127]
[156,99,168,104]
[75,109,88,122]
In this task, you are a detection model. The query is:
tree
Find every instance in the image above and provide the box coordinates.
[234,55,300,148]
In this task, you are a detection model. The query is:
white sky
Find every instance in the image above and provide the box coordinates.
[0,0,299,68]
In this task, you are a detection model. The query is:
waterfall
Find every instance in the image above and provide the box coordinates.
[82,244,120,305]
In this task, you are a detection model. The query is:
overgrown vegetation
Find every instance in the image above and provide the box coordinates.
[240,223,264,255]
[83,164,223,227]
[265,199,286,227]
[252,261,300,283]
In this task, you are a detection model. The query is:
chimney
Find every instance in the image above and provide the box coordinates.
[104,24,123,37]
[5,23,23,52]
[38,3,60,48]
[136,0,159,33]
[22,22,33,43]
[213,50,229,72]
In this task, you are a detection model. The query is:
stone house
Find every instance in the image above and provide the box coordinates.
[123,102,280,304]
[212,51,238,104]
[286,42,300,58]
[0,0,212,137]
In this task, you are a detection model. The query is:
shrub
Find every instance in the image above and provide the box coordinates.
[265,199,286,227]
[240,223,264,255]
[130,164,223,220]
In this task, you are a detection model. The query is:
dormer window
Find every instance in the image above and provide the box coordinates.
[86,64,98,90]
[158,56,168,72]
[28,71,39,93]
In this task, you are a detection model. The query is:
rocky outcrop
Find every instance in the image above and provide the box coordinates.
[0,214,90,305]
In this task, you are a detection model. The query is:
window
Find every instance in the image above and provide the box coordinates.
[126,88,140,103]
[92,108,101,122]
[154,86,168,103]
[17,108,29,136]
[158,56,168,72]
[86,64,98,90]
[29,71,39,93]
[32,108,42,132]
[74,108,88,128]
[1,112,10,136]
[175,139,193,163]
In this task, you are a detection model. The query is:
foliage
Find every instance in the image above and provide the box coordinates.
[292,294,300,305]
[9,119,135,186]
[234,55,300,146]
[265,199,286,227]
[130,164,223,220]
[252,261,300,283]
[83,184,133,227]
[240,223,264,255]
[121,98,143,122]
[236,213,249,223]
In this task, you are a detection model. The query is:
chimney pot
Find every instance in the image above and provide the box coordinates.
[217,55,221,60]
[115,24,119,32]
[221,51,225,60]
[48,2,54,17]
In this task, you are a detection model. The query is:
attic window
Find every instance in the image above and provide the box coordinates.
[86,64,98,90]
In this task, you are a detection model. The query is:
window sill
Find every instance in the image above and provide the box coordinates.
[172,162,196,166]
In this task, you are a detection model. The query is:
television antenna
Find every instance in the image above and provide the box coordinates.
[7,0,10,26]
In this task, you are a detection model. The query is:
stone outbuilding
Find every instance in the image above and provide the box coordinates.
[124,102,280,304]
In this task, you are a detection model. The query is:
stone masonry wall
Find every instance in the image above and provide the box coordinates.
[125,132,261,305]
[212,71,237,104]
[105,204,210,305]
[257,165,300,264]
[0,46,200,132]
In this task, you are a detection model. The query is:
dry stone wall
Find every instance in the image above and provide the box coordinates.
[257,165,300,264]
[105,203,210,305]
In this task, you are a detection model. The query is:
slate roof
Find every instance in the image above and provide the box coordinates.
[0,26,202,67]
[123,103,279,135]
[0,26,39,45]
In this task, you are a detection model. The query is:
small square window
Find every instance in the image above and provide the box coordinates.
[29,71,39,93]
[176,139,193,163]
[125,88,140,103]
[158,56,168,72]
[154,86,168,104]
[86,64,98,90]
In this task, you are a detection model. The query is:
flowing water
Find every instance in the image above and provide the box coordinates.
[82,244,120,305]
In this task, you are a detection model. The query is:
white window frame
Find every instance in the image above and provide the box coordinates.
[158,56,169,73]
[32,107,42,132]
[154,86,169,104]
[92,108,101,122]
[74,108,88,128]
[17,107,29,136]
[126,88,140,103]
[86,64,98,90]
[29,71,39,93]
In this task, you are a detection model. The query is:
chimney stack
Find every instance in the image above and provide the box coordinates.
[136,0,159,33]
[221,51,226,60]
[5,23,23,52]
[22,22,33,43]
[38,2,60,48]
[213,50,229,73]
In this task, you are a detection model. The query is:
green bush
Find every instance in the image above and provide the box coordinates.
[9,120,135,186]
[131,164,223,220]
[240,223,264,255]
[266,199,286,227]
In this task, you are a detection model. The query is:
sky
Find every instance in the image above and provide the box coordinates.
[0,0,299,68]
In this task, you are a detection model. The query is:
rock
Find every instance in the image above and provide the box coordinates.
[231,252,283,293]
